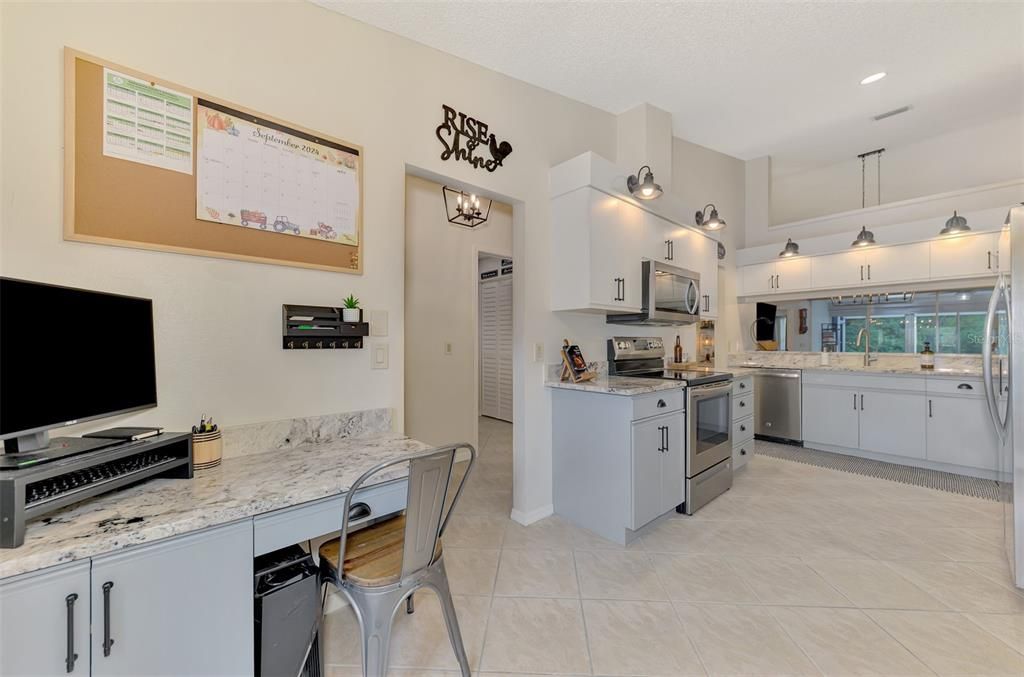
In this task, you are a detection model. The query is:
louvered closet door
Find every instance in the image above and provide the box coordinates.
[480,276,513,422]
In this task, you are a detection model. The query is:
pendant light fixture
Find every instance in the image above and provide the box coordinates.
[626,165,662,200]
[442,185,491,228]
[939,210,970,235]
[851,148,884,248]
[695,203,726,231]
[778,238,800,257]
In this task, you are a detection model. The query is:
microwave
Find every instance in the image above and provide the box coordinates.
[607,260,701,326]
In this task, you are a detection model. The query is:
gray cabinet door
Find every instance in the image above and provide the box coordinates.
[1,560,91,676]
[859,390,927,460]
[802,385,859,449]
[660,414,685,513]
[631,418,664,530]
[91,520,254,677]
[927,395,1000,471]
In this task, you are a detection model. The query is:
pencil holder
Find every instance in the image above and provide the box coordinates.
[192,430,223,470]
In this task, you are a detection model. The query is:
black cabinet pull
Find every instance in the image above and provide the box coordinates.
[988,251,993,270]
[958,383,974,390]
[740,448,747,455]
[860,265,864,281]
[739,400,746,408]
[65,593,78,673]
[853,393,857,410]
[663,426,669,454]
[657,399,667,408]
[867,264,871,280]
[348,502,372,521]
[928,399,933,418]
[102,581,114,657]
[740,381,746,389]
[860,394,864,410]
[740,424,746,432]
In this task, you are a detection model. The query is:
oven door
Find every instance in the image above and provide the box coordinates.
[687,381,732,476]
[649,261,701,323]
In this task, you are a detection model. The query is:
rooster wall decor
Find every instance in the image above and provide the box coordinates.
[436,104,513,173]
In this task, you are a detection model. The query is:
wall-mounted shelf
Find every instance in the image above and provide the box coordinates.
[282,304,369,350]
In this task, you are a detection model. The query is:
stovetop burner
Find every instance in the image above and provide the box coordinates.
[607,337,731,386]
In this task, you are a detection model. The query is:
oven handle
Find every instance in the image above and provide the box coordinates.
[688,381,732,400]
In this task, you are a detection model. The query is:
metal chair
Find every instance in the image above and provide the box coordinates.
[319,443,476,677]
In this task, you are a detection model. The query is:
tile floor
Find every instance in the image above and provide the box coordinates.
[324,417,1024,676]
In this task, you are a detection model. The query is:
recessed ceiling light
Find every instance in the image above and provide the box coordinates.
[860,72,887,85]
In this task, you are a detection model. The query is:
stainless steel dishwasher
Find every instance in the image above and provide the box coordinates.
[753,369,803,443]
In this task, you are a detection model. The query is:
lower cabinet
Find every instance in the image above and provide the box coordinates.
[859,390,927,460]
[631,412,684,529]
[731,376,755,470]
[802,384,860,449]
[91,520,254,676]
[0,560,91,675]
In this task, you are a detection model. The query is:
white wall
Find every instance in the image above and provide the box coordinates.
[404,175,511,448]
[770,113,1024,227]
[0,1,620,522]
[671,137,746,363]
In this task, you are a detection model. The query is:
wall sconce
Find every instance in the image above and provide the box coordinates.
[442,185,491,228]
[695,203,726,230]
[778,238,800,257]
[626,165,662,200]
[851,226,876,247]
[939,210,970,235]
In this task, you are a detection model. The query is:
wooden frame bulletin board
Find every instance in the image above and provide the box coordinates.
[64,49,364,273]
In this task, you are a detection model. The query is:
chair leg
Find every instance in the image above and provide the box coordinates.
[346,586,405,677]
[406,595,415,615]
[429,561,471,677]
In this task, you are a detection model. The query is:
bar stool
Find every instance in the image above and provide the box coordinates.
[319,443,476,677]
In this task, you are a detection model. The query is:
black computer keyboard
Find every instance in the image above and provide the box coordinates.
[26,451,178,506]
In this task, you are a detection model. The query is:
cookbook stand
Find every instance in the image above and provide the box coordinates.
[560,339,598,383]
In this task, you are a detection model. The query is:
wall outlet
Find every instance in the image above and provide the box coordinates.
[371,342,389,369]
[443,341,454,356]
[534,342,544,363]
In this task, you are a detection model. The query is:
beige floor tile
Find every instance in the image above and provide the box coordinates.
[805,558,948,610]
[965,612,1024,653]
[494,549,578,598]
[868,609,1024,676]
[443,548,500,596]
[915,527,1008,563]
[769,606,931,675]
[966,559,1018,588]
[583,600,705,676]
[443,514,509,549]
[322,591,489,672]
[456,488,513,517]
[574,549,667,601]
[674,603,820,675]
[571,526,645,551]
[885,560,1024,613]
[479,597,590,674]
[727,557,852,607]
[640,518,723,553]
[326,667,460,676]
[835,525,953,561]
[650,554,759,603]
[502,515,579,551]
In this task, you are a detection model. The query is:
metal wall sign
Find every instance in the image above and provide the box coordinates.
[436,105,512,172]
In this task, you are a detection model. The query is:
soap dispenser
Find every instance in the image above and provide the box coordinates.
[920,341,935,371]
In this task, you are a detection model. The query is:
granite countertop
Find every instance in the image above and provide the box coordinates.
[730,361,984,378]
[546,374,685,396]
[0,433,430,579]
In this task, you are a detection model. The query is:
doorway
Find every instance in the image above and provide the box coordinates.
[478,254,513,423]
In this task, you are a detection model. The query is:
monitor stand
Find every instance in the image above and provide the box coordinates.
[1,433,118,470]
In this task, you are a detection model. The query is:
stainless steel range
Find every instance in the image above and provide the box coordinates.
[608,337,734,514]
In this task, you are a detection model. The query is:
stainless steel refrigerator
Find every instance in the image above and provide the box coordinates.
[987,205,1023,588]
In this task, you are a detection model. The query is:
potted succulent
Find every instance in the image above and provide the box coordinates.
[341,294,361,323]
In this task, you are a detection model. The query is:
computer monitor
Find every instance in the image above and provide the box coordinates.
[0,277,158,454]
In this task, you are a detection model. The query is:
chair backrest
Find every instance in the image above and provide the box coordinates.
[335,442,476,582]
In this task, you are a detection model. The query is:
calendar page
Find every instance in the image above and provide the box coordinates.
[195,100,359,246]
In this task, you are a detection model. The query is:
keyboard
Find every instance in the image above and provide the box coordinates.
[26,451,179,506]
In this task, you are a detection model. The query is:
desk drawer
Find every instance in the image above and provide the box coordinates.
[632,390,684,421]
[732,415,754,444]
[253,479,407,556]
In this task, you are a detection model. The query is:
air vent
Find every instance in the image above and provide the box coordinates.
[872,105,912,121]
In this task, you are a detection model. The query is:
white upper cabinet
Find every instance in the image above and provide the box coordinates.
[741,261,780,296]
[809,250,866,290]
[775,257,811,292]
[864,241,930,284]
[929,231,1001,280]
[692,235,719,318]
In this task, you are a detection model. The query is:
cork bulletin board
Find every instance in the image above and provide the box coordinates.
[63,49,364,273]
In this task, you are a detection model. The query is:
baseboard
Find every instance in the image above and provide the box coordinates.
[510,503,553,526]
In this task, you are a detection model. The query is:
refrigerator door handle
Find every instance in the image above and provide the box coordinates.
[983,275,1011,443]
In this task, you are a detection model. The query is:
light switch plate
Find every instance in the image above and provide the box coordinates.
[371,342,389,369]
[534,342,545,363]
[369,310,388,337]
[443,341,453,356]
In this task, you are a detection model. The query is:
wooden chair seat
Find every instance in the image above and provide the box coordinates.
[319,513,442,587]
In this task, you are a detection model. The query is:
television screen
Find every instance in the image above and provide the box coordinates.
[0,278,157,438]
[755,302,777,341]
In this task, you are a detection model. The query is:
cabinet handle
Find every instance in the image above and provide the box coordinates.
[867,264,871,280]
[740,424,746,432]
[853,393,858,410]
[619,278,625,301]
[860,265,864,281]
[928,399,933,418]
[988,251,992,270]
[739,400,746,408]
[769,275,774,289]
[65,593,78,673]
[664,426,669,454]
[957,383,974,390]
[860,394,864,410]
[740,448,748,456]
[775,274,780,289]
[657,399,667,408]
[739,382,746,389]
[102,581,114,657]
[348,502,372,521]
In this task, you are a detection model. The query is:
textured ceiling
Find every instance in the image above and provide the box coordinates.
[312,1,1024,175]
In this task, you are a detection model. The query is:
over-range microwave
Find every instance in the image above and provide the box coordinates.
[607,260,701,326]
